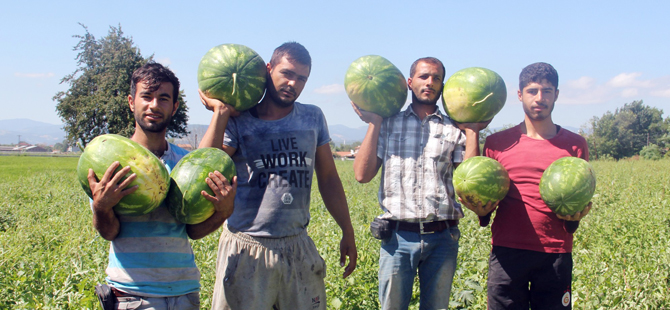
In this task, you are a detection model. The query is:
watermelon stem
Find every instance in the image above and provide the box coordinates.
[472,92,493,106]
[231,73,237,95]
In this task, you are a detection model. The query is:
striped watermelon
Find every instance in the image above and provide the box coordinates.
[197,43,267,111]
[344,55,407,118]
[453,156,510,206]
[442,67,507,123]
[76,134,170,216]
[540,157,596,216]
[166,148,236,224]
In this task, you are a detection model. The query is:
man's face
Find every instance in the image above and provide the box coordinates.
[128,81,178,133]
[266,56,310,108]
[518,79,558,121]
[408,61,444,106]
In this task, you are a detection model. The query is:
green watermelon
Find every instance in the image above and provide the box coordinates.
[540,157,596,216]
[453,156,510,207]
[166,148,236,224]
[442,67,507,123]
[76,134,170,216]
[197,43,267,111]
[344,55,407,118]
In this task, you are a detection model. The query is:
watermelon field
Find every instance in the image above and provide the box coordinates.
[0,155,669,309]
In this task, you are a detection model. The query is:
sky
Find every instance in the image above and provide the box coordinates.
[2,0,669,132]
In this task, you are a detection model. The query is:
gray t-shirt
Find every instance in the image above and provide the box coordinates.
[223,102,331,237]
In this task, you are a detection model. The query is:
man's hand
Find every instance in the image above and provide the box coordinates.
[201,171,237,220]
[198,89,240,117]
[458,197,499,217]
[340,230,357,279]
[455,119,491,132]
[351,102,383,125]
[556,202,592,221]
[88,161,138,213]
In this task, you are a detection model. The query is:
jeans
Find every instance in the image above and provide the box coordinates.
[378,225,460,310]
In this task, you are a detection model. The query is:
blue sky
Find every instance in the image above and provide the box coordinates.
[2,0,668,132]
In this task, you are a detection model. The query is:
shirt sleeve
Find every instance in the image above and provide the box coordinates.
[317,109,331,147]
[376,118,388,160]
[223,118,239,149]
[452,130,467,164]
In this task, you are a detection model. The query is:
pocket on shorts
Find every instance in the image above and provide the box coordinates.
[185,292,200,306]
[115,296,143,310]
[448,226,461,242]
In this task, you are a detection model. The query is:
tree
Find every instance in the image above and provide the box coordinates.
[54,24,189,147]
[585,100,668,159]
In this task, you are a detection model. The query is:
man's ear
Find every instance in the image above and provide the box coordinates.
[128,95,134,112]
[407,77,413,90]
[171,100,180,117]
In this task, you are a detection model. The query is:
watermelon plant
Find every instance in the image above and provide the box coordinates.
[539,157,596,216]
[197,43,267,111]
[344,55,407,118]
[76,134,170,216]
[166,148,236,224]
[453,156,510,207]
[442,67,506,123]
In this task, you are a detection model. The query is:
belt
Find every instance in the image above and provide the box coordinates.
[389,219,458,234]
[111,287,134,297]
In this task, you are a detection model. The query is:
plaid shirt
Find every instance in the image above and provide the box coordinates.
[376,105,466,221]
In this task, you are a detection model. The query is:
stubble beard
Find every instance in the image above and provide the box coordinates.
[135,111,172,133]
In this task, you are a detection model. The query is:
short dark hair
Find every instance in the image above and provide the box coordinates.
[410,57,446,80]
[130,62,180,103]
[269,42,312,72]
[519,62,558,90]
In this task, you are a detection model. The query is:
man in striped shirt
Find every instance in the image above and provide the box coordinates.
[352,57,489,309]
[87,63,236,309]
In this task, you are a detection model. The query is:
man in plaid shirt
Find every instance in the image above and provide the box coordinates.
[352,57,490,309]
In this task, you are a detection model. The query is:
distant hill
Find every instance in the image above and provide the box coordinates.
[0,119,65,145]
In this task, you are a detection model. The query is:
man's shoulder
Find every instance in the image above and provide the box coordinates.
[168,143,190,157]
[294,101,325,116]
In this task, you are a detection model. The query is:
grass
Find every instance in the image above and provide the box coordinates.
[0,156,669,309]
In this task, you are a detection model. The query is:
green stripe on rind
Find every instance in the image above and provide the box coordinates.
[344,55,407,118]
[76,134,170,216]
[442,67,507,123]
[197,44,267,112]
[166,148,236,224]
[539,157,596,216]
[453,156,510,206]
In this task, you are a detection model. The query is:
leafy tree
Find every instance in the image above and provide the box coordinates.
[585,100,668,160]
[54,24,189,147]
[640,144,662,160]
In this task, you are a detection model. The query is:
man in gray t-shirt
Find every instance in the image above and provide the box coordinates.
[199,42,357,310]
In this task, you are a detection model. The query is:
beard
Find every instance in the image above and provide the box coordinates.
[266,81,297,108]
[523,102,555,121]
[135,110,172,133]
[411,88,440,106]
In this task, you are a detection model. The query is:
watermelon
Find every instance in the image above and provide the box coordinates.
[453,156,510,207]
[540,157,596,216]
[442,67,507,123]
[344,55,407,118]
[76,134,170,216]
[166,148,236,224]
[197,43,267,111]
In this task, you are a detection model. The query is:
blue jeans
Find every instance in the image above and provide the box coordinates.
[378,225,460,310]
[114,292,199,310]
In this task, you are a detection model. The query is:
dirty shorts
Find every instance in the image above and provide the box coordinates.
[211,224,327,310]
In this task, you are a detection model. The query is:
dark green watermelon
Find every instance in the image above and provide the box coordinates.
[442,67,506,123]
[166,148,236,224]
[76,134,170,216]
[540,157,596,216]
[197,43,267,111]
[453,156,510,207]
[344,55,407,118]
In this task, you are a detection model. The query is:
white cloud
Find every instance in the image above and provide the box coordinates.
[650,88,670,98]
[313,84,344,94]
[14,72,55,78]
[607,72,653,88]
[566,76,596,90]
[621,88,638,97]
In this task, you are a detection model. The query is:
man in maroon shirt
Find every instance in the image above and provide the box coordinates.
[461,62,592,309]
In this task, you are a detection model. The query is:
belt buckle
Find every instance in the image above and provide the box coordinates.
[419,220,434,235]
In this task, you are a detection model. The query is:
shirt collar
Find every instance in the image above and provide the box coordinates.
[404,103,445,121]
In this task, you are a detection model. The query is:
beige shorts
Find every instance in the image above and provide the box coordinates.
[211,224,327,310]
